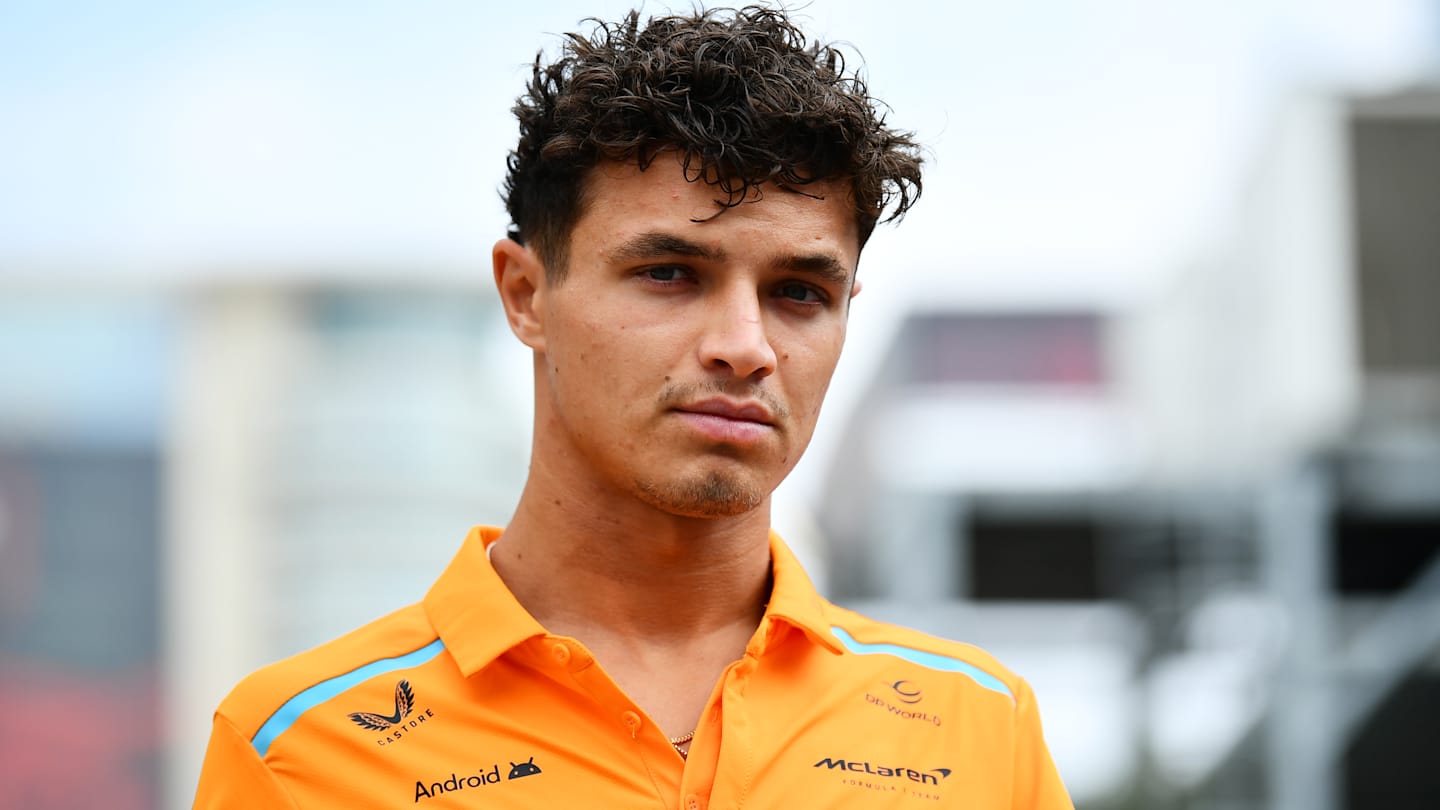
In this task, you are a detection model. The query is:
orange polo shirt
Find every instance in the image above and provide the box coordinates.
[195,527,1072,809]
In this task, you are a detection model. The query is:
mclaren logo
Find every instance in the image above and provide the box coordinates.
[814,757,952,785]
[349,680,416,730]
[347,679,436,746]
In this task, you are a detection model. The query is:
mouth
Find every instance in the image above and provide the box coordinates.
[672,397,777,444]
[675,398,775,425]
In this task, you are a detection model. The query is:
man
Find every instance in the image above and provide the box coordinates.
[195,7,1072,808]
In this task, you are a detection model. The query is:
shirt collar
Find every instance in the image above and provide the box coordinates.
[423,525,844,677]
[762,529,845,655]
[423,526,548,677]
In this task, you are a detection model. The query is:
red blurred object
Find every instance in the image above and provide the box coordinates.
[0,660,159,810]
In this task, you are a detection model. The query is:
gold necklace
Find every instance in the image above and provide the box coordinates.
[669,730,695,759]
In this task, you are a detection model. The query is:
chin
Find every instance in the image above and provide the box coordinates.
[635,470,767,519]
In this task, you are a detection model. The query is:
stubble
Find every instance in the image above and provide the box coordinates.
[635,469,765,518]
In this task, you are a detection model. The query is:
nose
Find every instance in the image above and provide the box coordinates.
[698,286,777,380]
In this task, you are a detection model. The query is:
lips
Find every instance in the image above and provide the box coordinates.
[672,397,776,444]
[675,397,775,425]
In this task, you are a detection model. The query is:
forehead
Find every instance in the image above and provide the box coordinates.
[572,157,861,262]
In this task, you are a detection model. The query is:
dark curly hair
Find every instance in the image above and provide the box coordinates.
[502,5,923,279]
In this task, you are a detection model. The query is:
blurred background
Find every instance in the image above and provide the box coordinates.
[2,1,1438,808]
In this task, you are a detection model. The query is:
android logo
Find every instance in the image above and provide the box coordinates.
[507,756,542,780]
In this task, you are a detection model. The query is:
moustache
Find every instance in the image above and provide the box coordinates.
[657,380,789,423]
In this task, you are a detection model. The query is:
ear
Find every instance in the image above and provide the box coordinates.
[846,275,863,314]
[493,238,547,352]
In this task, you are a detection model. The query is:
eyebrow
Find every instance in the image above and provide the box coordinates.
[610,231,854,287]
[783,253,854,289]
[608,232,725,263]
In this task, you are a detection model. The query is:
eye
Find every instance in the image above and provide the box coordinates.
[640,265,691,283]
[775,281,826,305]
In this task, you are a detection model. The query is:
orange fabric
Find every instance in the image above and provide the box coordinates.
[195,527,1072,809]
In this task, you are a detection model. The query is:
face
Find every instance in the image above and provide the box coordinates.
[497,155,861,519]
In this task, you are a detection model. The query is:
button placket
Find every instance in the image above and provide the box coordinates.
[621,710,643,739]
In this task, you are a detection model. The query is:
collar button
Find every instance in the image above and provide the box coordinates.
[621,710,642,736]
[551,642,572,666]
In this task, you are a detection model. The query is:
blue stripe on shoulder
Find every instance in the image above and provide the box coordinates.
[829,626,1013,702]
[251,638,447,757]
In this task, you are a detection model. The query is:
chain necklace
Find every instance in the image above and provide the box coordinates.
[669,730,695,759]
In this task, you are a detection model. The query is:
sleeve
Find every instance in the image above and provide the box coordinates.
[1011,679,1074,810]
[194,713,302,810]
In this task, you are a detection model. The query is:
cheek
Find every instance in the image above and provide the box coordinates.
[547,318,656,418]
[548,311,611,373]
[782,336,845,409]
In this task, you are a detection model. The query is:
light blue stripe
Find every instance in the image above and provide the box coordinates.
[251,638,447,756]
[829,626,1013,702]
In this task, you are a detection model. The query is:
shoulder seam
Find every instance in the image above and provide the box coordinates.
[250,637,447,757]
[828,626,1014,703]
[211,713,304,810]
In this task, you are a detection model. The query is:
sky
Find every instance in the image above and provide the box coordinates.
[1,0,1434,282]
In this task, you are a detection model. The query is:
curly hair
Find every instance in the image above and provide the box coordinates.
[502,5,923,279]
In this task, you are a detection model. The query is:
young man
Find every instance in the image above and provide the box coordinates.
[195,7,1072,808]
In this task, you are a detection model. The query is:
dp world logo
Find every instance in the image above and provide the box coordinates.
[889,680,922,704]
[865,679,942,727]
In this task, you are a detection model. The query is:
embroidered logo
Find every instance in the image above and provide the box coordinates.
[507,757,542,779]
[865,679,942,727]
[346,678,437,748]
[414,757,546,802]
[890,680,923,704]
[814,757,953,801]
[349,679,416,730]
[814,757,951,783]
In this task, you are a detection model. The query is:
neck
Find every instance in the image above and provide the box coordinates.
[489,401,782,740]
[490,459,775,644]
